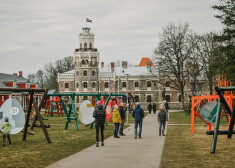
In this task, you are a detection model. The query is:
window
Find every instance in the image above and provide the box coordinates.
[76,82,79,88]
[83,96,88,101]
[166,81,170,87]
[90,43,92,48]
[166,95,170,102]
[135,95,139,102]
[92,82,96,88]
[147,95,152,102]
[135,82,139,88]
[147,81,151,87]
[178,95,182,102]
[105,82,109,88]
[92,70,96,76]
[76,71,79,76]
[84,42,87,49]
[82,59,85,64]
[83,70,87,77]
[122,82,126,88]
[83,82,88,88]
[65,83,69,88]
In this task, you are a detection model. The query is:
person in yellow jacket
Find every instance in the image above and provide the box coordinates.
[112,105,122,138]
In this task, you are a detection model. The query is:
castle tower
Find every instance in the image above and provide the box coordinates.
[74,27,99,93]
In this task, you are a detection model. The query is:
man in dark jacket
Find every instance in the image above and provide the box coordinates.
[119,102,126,136]
[93,101,106,147]
[153,103,157,114]
[147,103,152,115]
[164,101,169,113]
[158,106,168,136]
[132,102,145,139]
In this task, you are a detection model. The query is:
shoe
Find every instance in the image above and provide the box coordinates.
[96,142,99,147]
[3,144,5,147]
[101,143,104,146]
[116,136,120,138]
[135,136,137,139]
[163,134,165,136]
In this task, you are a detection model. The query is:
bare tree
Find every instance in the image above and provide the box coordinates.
[153,22,196,108]
[196,32,221,94]
[36,69,44,88]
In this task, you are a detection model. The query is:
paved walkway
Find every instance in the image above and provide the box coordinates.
[46,114,166,168]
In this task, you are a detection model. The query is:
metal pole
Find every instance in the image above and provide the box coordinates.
[211,98,222,153]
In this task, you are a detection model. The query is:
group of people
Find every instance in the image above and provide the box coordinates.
[93,100,168,147]
[148,101,168,115]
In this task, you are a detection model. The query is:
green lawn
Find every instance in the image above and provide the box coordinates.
[160,112,235,168]
[0,114,117,168]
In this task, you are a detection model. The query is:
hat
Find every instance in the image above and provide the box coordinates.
[96,100,102,106]
[136,102,141,105]
[114,105,118,109]
[4,117,9,122]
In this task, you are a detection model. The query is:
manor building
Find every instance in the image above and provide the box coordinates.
[58,27,207,110]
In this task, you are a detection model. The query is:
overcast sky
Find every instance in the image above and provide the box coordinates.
[0,0,222,77]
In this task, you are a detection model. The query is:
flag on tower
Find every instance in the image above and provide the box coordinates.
[86,18,92,23]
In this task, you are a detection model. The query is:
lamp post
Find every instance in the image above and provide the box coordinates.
[124,73,130,123]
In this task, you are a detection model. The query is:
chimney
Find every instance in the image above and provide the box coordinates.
[122,61,128,68]
[111,62,115,70]
[13,73,17,76]
[101,62,104,68]
[19,71,23,77]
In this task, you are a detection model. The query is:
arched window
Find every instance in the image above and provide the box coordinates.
[76,71,79,76]
[76,82,79,88]
[92,82,96,88]
[81,59,85,64]
[83,70,88,77]
[84,42,87,49]
[83,82,88,88]
[90,43,92,48]
[86,59,88,64]
[80,43,82,48]
[92,70,96,76]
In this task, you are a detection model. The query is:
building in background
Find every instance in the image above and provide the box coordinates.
[58,27,207,110]
[0,72,42,109]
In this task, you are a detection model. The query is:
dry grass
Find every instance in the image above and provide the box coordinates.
[160,112,235,168]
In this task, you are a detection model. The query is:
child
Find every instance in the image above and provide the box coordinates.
[112,105,122,138]
[1,117,11,146]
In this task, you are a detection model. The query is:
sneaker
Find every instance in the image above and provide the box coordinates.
[135,136,137,139]
[3,144,5,147]
[163,134,165,136]
[139,136,142,139]
[96,142,99,147]
[116,136,120,138]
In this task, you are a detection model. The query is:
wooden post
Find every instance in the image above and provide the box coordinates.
[23,90,34,141]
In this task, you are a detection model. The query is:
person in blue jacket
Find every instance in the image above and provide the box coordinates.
[132,102,145,139]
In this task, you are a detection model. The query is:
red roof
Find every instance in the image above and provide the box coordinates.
[137,57,154,67]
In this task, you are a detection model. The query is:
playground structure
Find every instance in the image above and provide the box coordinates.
[44,96,63,117]
[47,92,126,131]
[191,75,234,134]
[0,88,51,143]
[206,86,235,153]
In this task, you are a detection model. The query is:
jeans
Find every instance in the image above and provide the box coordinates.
[119,119,125,135]
[159,121,166,135]
[114,123,119,137]
[96,124,104,142]
[3,134,11,144]
[135,121,143,137]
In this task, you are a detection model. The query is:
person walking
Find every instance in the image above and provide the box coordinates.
[153,103,157,114]
[132,102,144,139]
[119,102,126,136]
[1,117,11,146]
[164,101,169,113]
[158,106,168,136]
[93,101,106,147]
[147,103,152,115]
[112,105,122,138]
